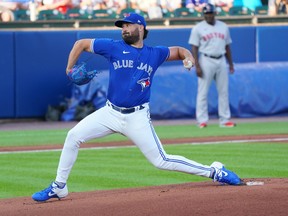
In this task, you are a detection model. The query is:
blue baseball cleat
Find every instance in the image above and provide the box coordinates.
[211,161,242,185]
[32,182,68,202]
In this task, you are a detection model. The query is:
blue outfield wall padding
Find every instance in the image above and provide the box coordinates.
[149,65,197,119]
[0,26,287,119]
[257,26,288,62]
[229,62,288,117]
[14,31,77,118]
[86,62,288,120]
[151,62,288,119]
[0,32,15,118]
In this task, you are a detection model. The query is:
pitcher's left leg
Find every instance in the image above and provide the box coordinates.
[124,108,212,178]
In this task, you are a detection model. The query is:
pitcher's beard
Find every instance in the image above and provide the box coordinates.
[122,34,140,45]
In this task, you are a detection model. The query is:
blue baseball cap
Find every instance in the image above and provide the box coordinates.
[115,13,146,28]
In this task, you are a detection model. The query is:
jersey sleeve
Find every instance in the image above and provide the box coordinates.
[90,38,114,58]
[188,26,200,46]
[155,46,170,64]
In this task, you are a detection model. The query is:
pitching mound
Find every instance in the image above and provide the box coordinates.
[1,178,287,216]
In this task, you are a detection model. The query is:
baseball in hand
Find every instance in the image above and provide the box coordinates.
[184,60,193,69]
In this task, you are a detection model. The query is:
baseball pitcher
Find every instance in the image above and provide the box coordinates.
[32,12,241,202]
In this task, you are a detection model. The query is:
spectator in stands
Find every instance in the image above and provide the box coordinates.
[103,0,126,14]
[159,0,182,12]
[267,0,277,15]
[233,0,262,11]
[0,2,15,22]
[80,0,103,12]
[145,0,182,19]
[80,0,126,15]
[0,0,28,22]
[276,0,288,14]
[129,0,154,13]
[208,0,234,12]
[129,0,181,15]
[146,1,163,19]
[185,0,208,12]
[258,0,286,16]
[37,0,80,14]
[129,0,165,19]
[84,0,104,10]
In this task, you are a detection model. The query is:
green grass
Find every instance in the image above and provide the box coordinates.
[0,121,287,147]
[1,143,288,199]
[0,120,287,199]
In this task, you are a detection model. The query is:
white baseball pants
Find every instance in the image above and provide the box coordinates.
[196,55,231,125]
[55,103,212,183]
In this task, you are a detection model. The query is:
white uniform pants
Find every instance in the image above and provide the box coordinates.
[196,55,231,125]
[55,103,212,183]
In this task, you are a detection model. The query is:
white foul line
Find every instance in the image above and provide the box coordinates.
[0,137,288,155]
[185,137,288,145]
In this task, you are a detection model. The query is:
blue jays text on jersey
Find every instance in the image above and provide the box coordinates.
[113,60,153,76]
[90,38,170,107]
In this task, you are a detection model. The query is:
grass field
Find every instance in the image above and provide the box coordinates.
[0,121,287,147]
[0,120,288,199]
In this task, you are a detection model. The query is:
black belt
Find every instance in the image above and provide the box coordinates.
[204,54,223,59]
[107,102,145,114]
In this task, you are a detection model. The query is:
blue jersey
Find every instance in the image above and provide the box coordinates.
[91,38,170,107]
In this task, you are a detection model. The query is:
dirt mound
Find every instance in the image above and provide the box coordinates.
[1,178,287,216]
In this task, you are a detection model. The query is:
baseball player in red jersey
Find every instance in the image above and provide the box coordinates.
[188,3,236,128]
[32,13,241,202]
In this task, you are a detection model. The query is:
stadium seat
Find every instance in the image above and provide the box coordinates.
[38,9,66,20]
[92,9,117,19]
[173,7,201,18]
[162,9,174,18]
[13,9,30,21]
[66,8,92,20]
[228,6,254,16]
[215,7,229,16]
[255,5,268,15]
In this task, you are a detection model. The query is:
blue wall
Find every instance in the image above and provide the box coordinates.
[90,63,288,119]
[14,31,76,117]
[0,32,15,118]
[257,26,288,62]
[1,26,288,119]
